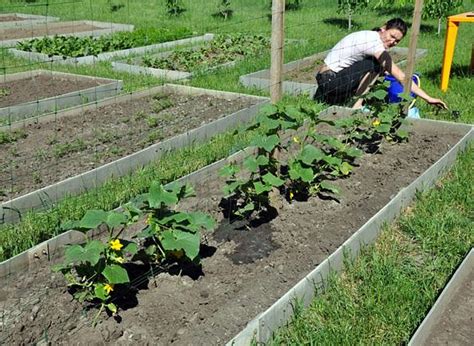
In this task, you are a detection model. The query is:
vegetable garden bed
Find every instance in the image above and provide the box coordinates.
[240,47,427,97]
[0,84,266,223]
[0,13,59,29]
[8,28,201,66]
[409,248,474,345]
[0,20,134,47]
[0,69,123,125]
[0,106,471,345]
[112,33,271,81]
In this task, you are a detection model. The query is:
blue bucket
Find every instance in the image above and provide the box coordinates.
[384,74,419,103]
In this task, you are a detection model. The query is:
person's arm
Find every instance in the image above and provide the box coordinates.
[374,51,448,109]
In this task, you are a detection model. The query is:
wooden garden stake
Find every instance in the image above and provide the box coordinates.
[404,0,424,114]
[270,0,284,103]
[269,0,285,207]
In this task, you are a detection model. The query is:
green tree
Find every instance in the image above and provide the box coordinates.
[212,0,234,20]
[165,0,186,17]
[423,0,463,35]
[337,0,370,30]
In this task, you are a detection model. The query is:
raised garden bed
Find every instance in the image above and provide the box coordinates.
[0,107,471,345]
[409,248,474,345]
[0,20,134,47]
[0,69,123,125]
[0,84,267,223]
[112,33,271,81]
[0,13,59,29]
[8,29,202,66]
[240,47,427,97]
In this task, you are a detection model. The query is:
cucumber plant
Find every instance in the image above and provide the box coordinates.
[220,104,303,219]
[129,182,216,263]
[53,210,138,322]
[335,82,410,152]
[287,131,362,199]
[53,181,215,323]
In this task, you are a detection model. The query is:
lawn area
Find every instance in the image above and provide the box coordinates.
[0,0,472,343]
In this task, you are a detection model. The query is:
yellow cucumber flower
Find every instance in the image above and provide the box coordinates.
[109,239,123,251]
[289,191,294,200]
[292,136,300,143]
[372,119,381,127]
[104,283,114,295]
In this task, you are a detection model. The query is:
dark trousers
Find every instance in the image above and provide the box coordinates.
[314,57,383,105]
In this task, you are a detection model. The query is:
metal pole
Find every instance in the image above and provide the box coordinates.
[270,0,285,103]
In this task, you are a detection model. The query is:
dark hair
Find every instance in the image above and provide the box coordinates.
[373,18,408,37]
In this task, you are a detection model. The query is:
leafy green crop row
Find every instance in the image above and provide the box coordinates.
[16,27,193,58]
[142,33,270,72]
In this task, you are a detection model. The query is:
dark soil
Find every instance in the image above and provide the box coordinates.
[0,74,108,108]
[424,261,474,345]
[0,91,259,201]
[0,119,466,345]
[0,22,101,40]
[284,51,406,83]
[0,15,25,22]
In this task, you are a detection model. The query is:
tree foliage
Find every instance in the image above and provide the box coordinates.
[423,0,463,34]
[165,0,186,17]
[337,0,370,30]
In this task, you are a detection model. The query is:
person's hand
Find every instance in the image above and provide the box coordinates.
[427,97,448,110]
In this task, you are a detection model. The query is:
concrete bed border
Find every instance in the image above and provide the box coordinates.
[0,84,269,225]
[0,13,60,29]
[0,20,134,47]
[0,69,123,125]
[8,33,215,66]
[408,248,474,345]
[226,107,473,345]
[239,47,428,98]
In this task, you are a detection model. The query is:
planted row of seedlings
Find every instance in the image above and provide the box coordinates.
[0,20,134,47]
[1,84,470,344]
[112,33,271,80]
[9,26,196,64]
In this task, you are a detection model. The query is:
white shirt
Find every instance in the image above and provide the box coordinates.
[324,31,385,73]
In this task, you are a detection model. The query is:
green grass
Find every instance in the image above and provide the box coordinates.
[271,146,474,344]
